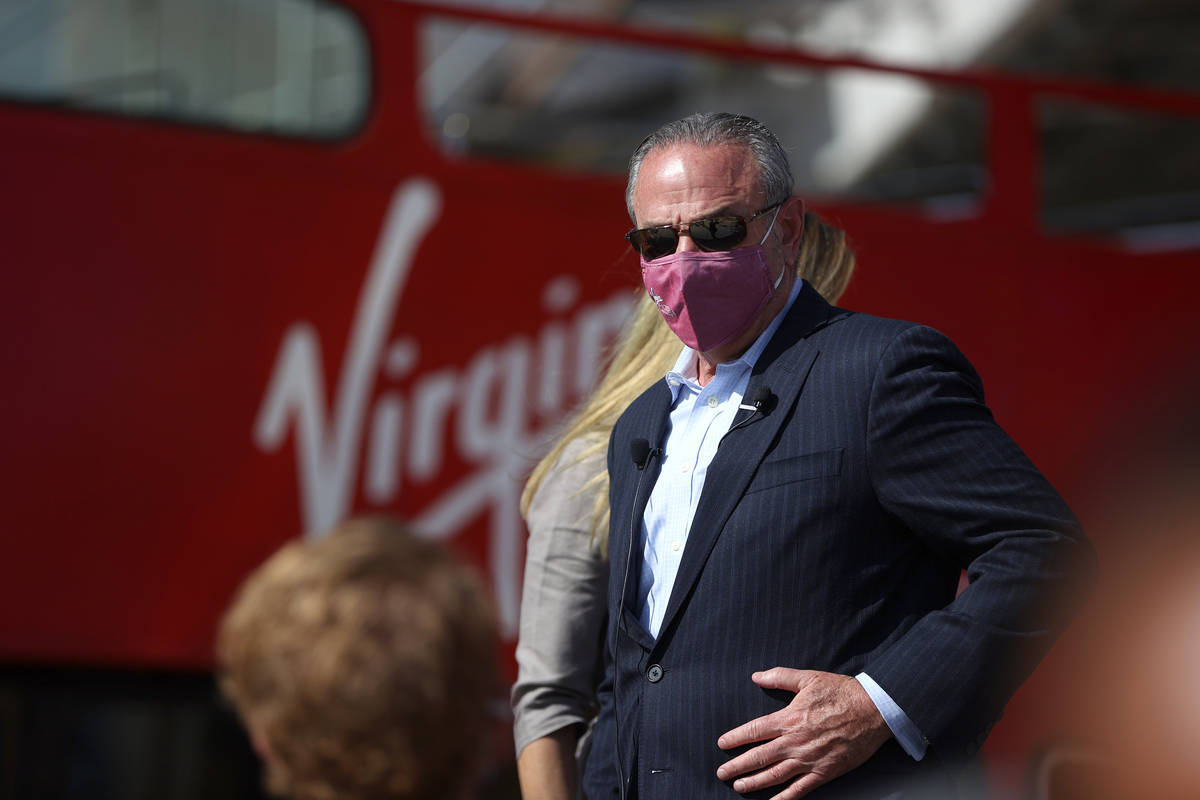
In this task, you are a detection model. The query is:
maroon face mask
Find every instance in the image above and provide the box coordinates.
[641,207,784,352]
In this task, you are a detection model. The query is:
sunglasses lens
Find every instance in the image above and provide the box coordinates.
[627,214,750,260]
[690,216,746,251]
[629,228,679,261]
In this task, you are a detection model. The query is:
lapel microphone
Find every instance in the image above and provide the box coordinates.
[614,437,661,800]
[630,438,652,471]
[725,384,776,437]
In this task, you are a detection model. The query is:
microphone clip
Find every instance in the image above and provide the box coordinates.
[725,385,776,438]
[630,438,661,471]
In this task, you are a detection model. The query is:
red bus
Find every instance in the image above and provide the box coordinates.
[2,1,1199,796]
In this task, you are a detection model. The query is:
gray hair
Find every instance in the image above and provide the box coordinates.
[625,112,794,223]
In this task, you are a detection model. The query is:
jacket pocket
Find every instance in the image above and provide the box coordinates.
[744,448,843,495]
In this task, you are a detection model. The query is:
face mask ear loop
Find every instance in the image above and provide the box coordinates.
[760,202,786,289]
[758,203,783,245]
[771,256,786,290]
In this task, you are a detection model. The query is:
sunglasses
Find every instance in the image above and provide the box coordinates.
[625,202,782,261]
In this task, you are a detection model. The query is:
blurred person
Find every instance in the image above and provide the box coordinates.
[585,112,1095,800]
[513,216,855,800]
[217,518,498,800]
[1042,528,1200,800]
[1032,405,1200,800]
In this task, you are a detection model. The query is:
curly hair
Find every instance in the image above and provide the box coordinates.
[217,518,498,800]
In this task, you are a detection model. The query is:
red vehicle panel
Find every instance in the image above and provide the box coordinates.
[3,0,1199,781]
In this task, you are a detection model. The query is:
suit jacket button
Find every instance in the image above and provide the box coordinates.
[647,664,664,683]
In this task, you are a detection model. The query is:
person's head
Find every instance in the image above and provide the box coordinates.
[624,112,810,361]
[216,518,497,800]
[625,111,854,313]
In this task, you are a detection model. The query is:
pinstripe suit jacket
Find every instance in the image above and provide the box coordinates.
[583,282,1092,800]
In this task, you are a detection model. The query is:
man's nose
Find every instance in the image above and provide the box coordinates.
[675,226,700,254]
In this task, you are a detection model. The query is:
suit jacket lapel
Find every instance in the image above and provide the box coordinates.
[652,283,845,650]
[613,381,672,652]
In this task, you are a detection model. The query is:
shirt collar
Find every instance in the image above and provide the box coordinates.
[664,277,805,398]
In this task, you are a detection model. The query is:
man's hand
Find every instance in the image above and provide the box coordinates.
[715,668,893,799]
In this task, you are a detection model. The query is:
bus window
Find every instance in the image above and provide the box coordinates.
[1039,98,1200,251]
[0,0,369,139]
[418,19,985,217]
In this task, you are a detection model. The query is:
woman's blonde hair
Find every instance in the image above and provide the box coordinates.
[520,212,856,551]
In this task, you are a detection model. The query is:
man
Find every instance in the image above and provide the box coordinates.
[583,113,1093,800]
[217,518,499,800]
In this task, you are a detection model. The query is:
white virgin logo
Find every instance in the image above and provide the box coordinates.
[647,286,675,318]
[254,178,440,531]
[253,177,632,635]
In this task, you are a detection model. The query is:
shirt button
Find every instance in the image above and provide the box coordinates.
[680,463,690,473]
[671,541,681,552]
[647,664,664,683]
[706,396,719,408]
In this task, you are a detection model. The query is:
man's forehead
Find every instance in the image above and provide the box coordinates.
[644,141,755,177]
[636,142,763,211]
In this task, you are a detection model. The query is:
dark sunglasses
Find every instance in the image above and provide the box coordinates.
[625,202,782,261]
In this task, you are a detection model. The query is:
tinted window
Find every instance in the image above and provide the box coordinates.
[419,19,985,214]
[0,0,369,138]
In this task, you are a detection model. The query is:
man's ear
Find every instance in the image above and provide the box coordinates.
[776,196,807,256]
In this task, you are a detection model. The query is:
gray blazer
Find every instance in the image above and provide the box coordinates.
[512,439,610,769]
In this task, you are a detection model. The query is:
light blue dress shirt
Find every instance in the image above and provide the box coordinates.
[636,278,928,761]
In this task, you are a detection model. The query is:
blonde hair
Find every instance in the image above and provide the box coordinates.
[216,518,497,800]
[520,211,855,551]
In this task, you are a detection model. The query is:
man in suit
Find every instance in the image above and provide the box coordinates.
[582,113,1093,800]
